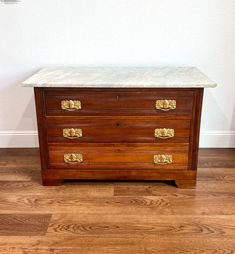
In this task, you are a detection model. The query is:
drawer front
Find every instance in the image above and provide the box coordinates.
[44,88,194,117]
[48,144,189,170]
[46,118,191,143]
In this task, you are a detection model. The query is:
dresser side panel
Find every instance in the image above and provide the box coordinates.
[189,88,204,171]
[34,88,48,171]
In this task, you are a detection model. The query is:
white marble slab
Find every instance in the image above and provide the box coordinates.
[22,67,217,88]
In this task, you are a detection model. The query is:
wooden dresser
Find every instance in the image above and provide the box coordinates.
[22,67,216,188]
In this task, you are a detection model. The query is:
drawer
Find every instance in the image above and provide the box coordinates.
[44,88,194,117]
[47,144,189,170]
[46,117,191,143]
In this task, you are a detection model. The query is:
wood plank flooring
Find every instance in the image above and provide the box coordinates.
[0,148,235,253]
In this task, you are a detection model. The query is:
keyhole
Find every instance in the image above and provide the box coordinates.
[116,123,120,127]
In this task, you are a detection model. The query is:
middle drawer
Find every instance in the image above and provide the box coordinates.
[46,117,191,143]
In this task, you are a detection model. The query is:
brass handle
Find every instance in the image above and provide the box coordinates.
[154,128,174,139]
[61,100,81,111]
[64,153,83,164]
[63,128,82,139]
[154,154,173,165]
[155,100,176,111]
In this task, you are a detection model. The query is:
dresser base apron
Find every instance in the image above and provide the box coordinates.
[41,170,197,188]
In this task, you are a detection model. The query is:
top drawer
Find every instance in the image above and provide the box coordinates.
[44,88,194,117]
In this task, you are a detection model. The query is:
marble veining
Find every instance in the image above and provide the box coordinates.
[22,67,217,88]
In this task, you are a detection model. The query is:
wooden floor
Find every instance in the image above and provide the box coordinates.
[0,148,235,254]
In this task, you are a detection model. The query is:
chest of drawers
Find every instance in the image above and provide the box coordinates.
[22,67,216,188]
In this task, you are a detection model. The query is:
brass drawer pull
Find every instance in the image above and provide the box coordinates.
[63,128,82,139]
[155,100,176,111]
[154,154,173,165]
[154,128,174,139]
[61,100,81,111]
[64,153,83,164]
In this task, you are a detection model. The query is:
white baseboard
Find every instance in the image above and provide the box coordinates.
[0,131,38,148]
[0,131,235,148]
[200,131,235,148]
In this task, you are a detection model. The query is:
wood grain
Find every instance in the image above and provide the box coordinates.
[0,237,234,254]
[47,213,235,237]
[0,214,51,236]
[0,148,234,253]
[199,148,235,168]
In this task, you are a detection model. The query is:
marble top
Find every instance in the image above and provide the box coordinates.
[22,67,217,88]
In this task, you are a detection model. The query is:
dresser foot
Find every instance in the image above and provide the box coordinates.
[42,178,62,186]
[175,180,196,189]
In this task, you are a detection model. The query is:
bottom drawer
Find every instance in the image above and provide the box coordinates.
[48,144,189,170]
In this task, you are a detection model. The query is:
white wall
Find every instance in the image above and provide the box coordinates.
[0,0,235,147]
